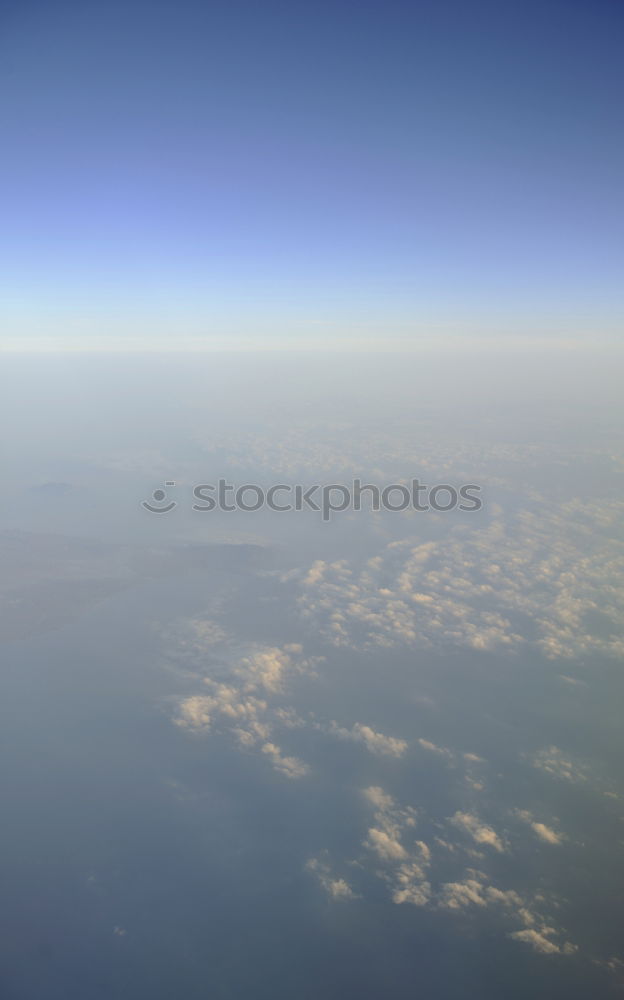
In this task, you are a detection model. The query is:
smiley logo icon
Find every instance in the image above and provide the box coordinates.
[142,482,177,513]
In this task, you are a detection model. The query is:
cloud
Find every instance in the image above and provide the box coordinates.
[173,642,314,778]
[363,786,416,862]
[261,742,310,779]
[531,822,564,845]
[418,738,453,760]
[305,856,357,900]
[173,633,410,780]
[392,850,432,906]
[438,873,523,912]
[437,872,577,956]
[295,500,624,660]
[361,785,432,903]
[531,746,588,784]
[237,644,305,693]
[510,929,577,956]
[439,876,488,909]
[363,786,395,811]
[328,721,408,757]
[175,695,215,730]
[303,561,327,586]
[314,784,581,958]
[365,827,407,862]
[515,810,564,845]
[451,812,505,853]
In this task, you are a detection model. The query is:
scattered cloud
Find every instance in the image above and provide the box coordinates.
[173,641,315,778]
[515,810,564,845]
[295,501,624,660]
[451,811,505,853]
[363,786,395,811]
[328,721,407,757]
[510,928,577,956]
[366,827,408,862]
[531,747,588,784]
[261,742,310,779]
[418,738,453,760]
[305,856,357,901]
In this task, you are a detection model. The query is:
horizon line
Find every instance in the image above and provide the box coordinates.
[1,334,622,354]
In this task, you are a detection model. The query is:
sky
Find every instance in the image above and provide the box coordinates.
[1,0,623,347]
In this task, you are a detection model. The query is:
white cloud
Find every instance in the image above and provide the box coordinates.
[328,722,407,757]
[261,742,310,779]
[451,811,505,853]
[365,827,407,862]
[515,810,564,845]
[175,695,214,730]
[363,786,395,811]
[295,500,624,660]
[418,738,453,760]
[510,929,577,956]
[392,851,432,906]
[362,785,420,864]
[439,877,488,910]
[531,746,588,784]
[237,644,304,693]
[173,642,313,779]
[305,857,357,901]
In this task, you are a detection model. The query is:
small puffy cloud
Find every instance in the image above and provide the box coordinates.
[303,561,327,586]
[392,852,432,906]
[439,877,487,910]
[329,722,407,757]
[365,827,407,862]
[436,872,576,957]
[594,956,624,976]
[363,785,418,837]
[515,810,564,845]
[261,742,310,779]
[485,886,524,909]
[326,878,356,901]
[273,707,307,729]
[362,786,430,900]
[352,723,407,757]
[173,642,318,779]
[510,929,577,956]
[175,695,214,730]
[233,720,272,747]
[451,811,505,853]
[438,871,523,913]
[531,822,564,845]
[363,786,395,811]
[295,500,624,660]
[305,857,357,901]
[237,644,305,693]
[531,746,587,784]
[418,738,453,760]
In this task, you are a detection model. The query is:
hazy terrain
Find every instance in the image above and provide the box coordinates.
[1,347,623,998]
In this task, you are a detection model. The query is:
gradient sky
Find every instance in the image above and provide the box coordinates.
[1,0,622,345]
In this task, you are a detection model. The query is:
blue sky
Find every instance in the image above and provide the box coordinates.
[1,0,622,346]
